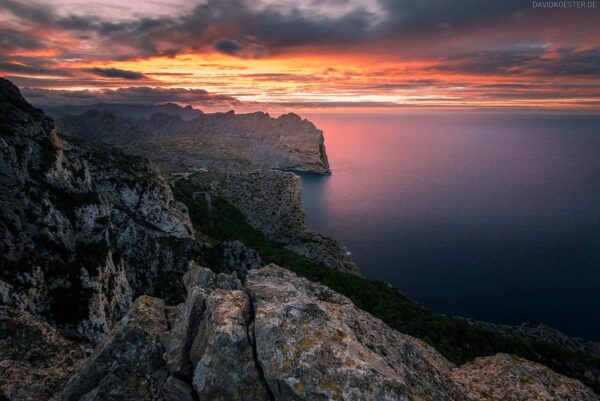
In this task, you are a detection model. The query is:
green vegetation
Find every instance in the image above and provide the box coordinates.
[173,178,600,393]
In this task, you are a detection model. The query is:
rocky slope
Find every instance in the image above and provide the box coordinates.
[3,263,597,401]
[0,78,204,342]
[51,107,331,174]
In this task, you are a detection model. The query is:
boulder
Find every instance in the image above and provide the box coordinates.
[221,240,263,277]
[450,353,599,401]
[190,288,270,400]
[246,264,470,401]
[59,296,168,401]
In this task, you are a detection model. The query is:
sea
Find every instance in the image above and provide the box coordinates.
[299,111,600,341]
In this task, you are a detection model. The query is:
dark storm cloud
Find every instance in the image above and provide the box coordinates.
[87,67,147,80]
[214,38,244,55]
[0,0,99,30]
[21,86,243,107]
[378,0,528,32]
[0,0,382,58]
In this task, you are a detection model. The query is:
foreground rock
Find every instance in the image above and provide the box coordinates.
[3,263,598,401]
[246,265,469,400]
[60,296,168,401]
[450,353,598,401]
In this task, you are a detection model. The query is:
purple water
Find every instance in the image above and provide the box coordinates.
[299,111,600,340]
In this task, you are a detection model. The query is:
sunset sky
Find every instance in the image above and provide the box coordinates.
[1,0,599,112]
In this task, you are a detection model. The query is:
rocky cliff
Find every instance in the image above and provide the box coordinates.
[50,107,331,174]
[50,105,353,272]
[180,169,359,274]
[0,78,203,342]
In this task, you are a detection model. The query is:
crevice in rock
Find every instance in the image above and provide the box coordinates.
[245,288,276,401]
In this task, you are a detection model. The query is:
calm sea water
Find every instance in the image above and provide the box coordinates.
[299,112,600,341]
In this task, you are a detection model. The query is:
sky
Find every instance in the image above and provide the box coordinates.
[1,0,599,112]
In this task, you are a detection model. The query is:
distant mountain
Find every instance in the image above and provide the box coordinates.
[42,102,204,120]
[53,108,331,174]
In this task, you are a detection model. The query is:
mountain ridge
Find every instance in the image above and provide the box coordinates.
[45,104,331,175]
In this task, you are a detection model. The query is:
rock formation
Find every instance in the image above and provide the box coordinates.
[0,78,203,342]
[189,169,359,274]
[5,263,598,401]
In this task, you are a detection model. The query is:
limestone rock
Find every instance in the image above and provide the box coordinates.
[220,240,263,277]
[59,296,168,401]
[19,263,598,401]
[163,286,206,377]
[246,264,470,401]
[0,78,201,342]
[450,353,599,401]
[190,288,270,400]
[0,307,87,401]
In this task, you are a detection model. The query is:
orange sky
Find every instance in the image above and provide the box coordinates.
[1,0,599,112]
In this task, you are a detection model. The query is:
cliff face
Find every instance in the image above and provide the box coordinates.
[51,107,331,174]
[188,169,359,274]
[0,79,202,342]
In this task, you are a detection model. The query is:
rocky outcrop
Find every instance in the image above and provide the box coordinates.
[3,262,598,401]
[246,265,469,400]
[0,78,204,342]
[59,296,169,401]
[189,169,359,274]
[450,353,598,401]
[51,107,330,174]
[33,264,596,401]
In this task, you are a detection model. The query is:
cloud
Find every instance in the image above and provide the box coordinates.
[433,46,600,77]
[86,67,147,79]
[213,38,269,58]
[1,0,599,110]
[21,86,243,108]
